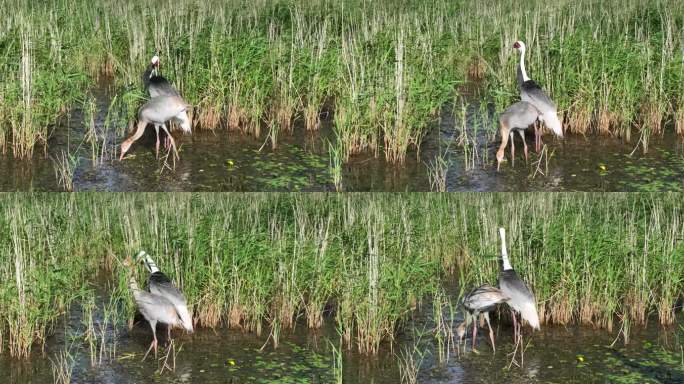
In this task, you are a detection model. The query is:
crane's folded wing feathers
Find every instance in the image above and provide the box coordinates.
[521,81,556,112]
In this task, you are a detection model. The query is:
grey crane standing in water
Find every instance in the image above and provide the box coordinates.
[119,95,191,160]
[136,250,194,339]
[496,101,542,171]
[497,228,540,344]
[120,54,192,159]
[513,41,563,152]
[456,283,510,352]
[123,255,193,360]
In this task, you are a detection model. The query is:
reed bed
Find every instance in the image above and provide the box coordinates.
[0,193,682,358]
[5,0,681,164]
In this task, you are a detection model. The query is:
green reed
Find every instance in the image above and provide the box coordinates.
[0,193,682,359]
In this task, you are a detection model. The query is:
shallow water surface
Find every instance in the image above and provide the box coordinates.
[1,82,683,192]
[2,304,682,384]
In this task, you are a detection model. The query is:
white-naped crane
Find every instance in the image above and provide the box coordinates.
[138,54,192,158]
[513,41,563,152]
[136,251,193,337]
[123,255,193,360]
[456,283,510,352]
[496,101,542,171]
[119,95,191,160]
[497,228,540,344]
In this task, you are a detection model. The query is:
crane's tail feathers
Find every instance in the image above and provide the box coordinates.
[176,110,192,134]
[520,301,541,330]
[177,305,194,332]
[136,251,160,274]
[541,111,563,138]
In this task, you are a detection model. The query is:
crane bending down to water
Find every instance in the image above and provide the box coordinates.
[119,95,191,160]
[135,55,192,158]
[513,41,563,152]
[497,228,540,343]
[136,250,193,338]
[496,101,542,171]
[123,256,193,359]
[457,284,510,352]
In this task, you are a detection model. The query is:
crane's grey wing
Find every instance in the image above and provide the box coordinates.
[499,270,534,301]
[134,290,179,324]
[148,76,180,98]
[498,269,540,329]
[463,284,509,311]
[135,290,171,307]
[149,271,173,284]
[521,80,556,112]
[148,272,188,307]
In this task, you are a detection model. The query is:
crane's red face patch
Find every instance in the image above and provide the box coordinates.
[513,42,521,49]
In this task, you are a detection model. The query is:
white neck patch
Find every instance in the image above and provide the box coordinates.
[499,228,513,270]
[518,47,530,82]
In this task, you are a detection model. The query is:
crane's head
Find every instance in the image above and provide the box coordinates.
[119,139,133,161]
[150,55,160,77]
[512,41,526,52]
[455,321,466,342]
[135,251,147,262]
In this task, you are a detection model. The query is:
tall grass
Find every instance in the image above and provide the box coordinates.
[2,0,683,162]
[0,193,682,359]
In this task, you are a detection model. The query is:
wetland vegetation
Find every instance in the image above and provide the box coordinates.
[1,0,684,191]
[0,193,682,382]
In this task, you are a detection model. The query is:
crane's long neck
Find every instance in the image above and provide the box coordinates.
[518,47,530,82]
[499,227,513,270]
[142,64,154,89]
[137,251,160,273]
[129,120,148,145]
[129,275,140,292]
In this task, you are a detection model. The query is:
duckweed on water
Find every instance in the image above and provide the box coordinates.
[601,346,684,384]
[242,147,331,190]
[621,149,684,191]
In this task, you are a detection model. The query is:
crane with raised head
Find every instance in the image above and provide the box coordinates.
[497,227,540,344]
[513,41,563,152]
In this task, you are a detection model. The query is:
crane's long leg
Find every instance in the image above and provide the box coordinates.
[535,123,543,153]
[143,320,158,361]
[472,317,478,350]
[154,125,160,158]
[496,122,510,171]
[511,309,518,343]
[160,124,179,160]
[518,130,528,163]
[484,312,496,352]
[510,131,515,168]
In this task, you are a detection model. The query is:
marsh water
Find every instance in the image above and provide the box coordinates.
[1,81,684,192]
[1,288,682,384]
